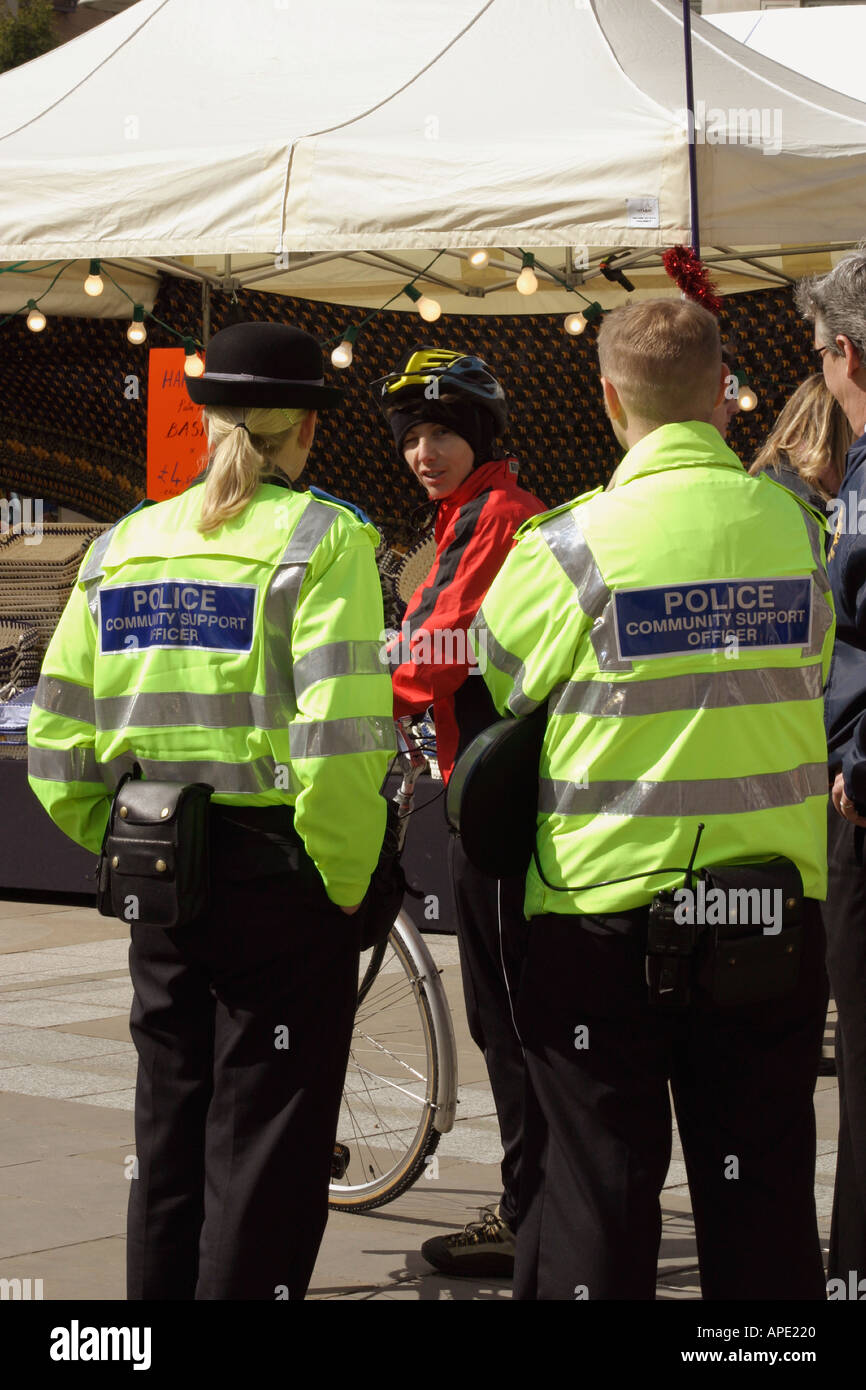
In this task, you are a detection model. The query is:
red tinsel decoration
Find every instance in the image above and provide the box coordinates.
[662,245,723,317]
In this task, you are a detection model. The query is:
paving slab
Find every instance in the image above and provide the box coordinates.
[0,1025,131,1066]
[0,1140,131,1260]
[0,1237,126,1302]
[0,907,125,954]
[0,1091,133,1166]
[51,1017,134,1043]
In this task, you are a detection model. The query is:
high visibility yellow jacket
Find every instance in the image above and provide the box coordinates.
[471,422,834,917]
[27,481,396,906]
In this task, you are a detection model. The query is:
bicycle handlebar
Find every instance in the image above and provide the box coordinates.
[392,716,430,852]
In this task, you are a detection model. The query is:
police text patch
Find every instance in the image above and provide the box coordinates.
[99,581,256,654]
[614,578,812,660]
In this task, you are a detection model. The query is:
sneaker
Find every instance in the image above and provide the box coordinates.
[420,1203,516,1278]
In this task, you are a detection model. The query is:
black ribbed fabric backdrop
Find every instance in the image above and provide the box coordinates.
[0,277,815,547]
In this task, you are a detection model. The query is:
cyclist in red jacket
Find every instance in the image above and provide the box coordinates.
[376,347,545,1276]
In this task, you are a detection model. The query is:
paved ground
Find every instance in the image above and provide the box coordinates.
[0,896,838,1301]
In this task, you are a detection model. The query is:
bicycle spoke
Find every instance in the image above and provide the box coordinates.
[347,1063,429,1104]
[352,1032,428,1083]
[353,974,424,1026]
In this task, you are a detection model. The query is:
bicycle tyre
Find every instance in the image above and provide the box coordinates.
[328,912,443,1213]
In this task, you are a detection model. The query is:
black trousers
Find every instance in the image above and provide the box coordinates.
[126,868,359,1301]
[823,806,866,1283]
[448,833,528,1230]
[513,904,828,1301]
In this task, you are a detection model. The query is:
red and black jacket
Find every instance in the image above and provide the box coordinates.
[390,457,545,782]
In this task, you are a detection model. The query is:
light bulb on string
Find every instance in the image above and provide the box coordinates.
[403,283,442,322]
[183,337,204,377]
[736,374,758,411]
[84,259,104,297]
[516,252,538,296]
[469,249,489,267]
[127,304,147,345]
[25,299,46,332]
[330,325,359,369]
[564,302,603,336]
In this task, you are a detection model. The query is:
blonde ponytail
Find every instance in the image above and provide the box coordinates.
[198,406,308,534]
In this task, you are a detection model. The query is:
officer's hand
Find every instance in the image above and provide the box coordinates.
[338,903,362,916]
[832,772,866,826]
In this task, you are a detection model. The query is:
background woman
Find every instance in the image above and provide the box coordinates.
[750,372,853,509]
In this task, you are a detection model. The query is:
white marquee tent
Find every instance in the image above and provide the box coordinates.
[1,0,865,322]
[706,4,864,104]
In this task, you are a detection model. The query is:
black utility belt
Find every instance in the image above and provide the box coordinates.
[97,774,213,929]
[644,857,803,1009]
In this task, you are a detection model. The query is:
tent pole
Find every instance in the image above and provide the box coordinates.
[202,281,211,347]
[682,0,700,257]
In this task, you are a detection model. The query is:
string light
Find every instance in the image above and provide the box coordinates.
[403,283,442,322]
[25,299,46,332]
[736,374,758,411]
[469,249,489,267]
[84,259,104,297]
[127,304,147,345]
[331,325,360,369]
[183,336,204,376]
[564,302,603,335]
[515,252,538,296]
[1,261,207,362]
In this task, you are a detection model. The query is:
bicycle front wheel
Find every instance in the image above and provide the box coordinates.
[329,911,443,1212]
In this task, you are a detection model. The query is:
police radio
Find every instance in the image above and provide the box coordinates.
[645,824,705,1010]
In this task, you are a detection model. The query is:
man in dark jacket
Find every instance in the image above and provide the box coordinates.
[797,249,866,1292]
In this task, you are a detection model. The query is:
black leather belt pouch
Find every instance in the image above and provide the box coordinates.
[97,777,213,928]
[693,857,803,1007]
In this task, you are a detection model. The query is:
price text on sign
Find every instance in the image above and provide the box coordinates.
[146,347,207,501]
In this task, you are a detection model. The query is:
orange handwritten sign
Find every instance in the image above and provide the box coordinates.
[146,348,207,501]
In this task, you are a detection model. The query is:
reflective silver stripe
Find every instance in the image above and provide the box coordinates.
[81,525,116,583]
[471,609,542,717]
[33,675,95,726]
[538,512,632,673]
[293,640,384,699]
[93,690,284,732]
[28,745,101,784]
[802,517,833,658]
[538,762,827,818]
[99,753,300,797]
[806,581,834,660]
[263,501,340,707]
[289,714,393,760]
[551,664,823,718]
[781,504,832,659]
[278,501,339,567]
[539,511,608,616]
[82,525,118,621]
[800,505,829,590]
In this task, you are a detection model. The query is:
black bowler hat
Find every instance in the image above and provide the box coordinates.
[186,321,343,409]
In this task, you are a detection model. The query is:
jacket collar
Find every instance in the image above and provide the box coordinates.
[610,422,745,490]
[841,431,866,488]
[437,456,520,510]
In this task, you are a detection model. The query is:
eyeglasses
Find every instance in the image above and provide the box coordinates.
[813,344,834,363]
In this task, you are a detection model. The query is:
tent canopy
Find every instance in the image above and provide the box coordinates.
[1,0,864,317]
[706,4,863,104]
